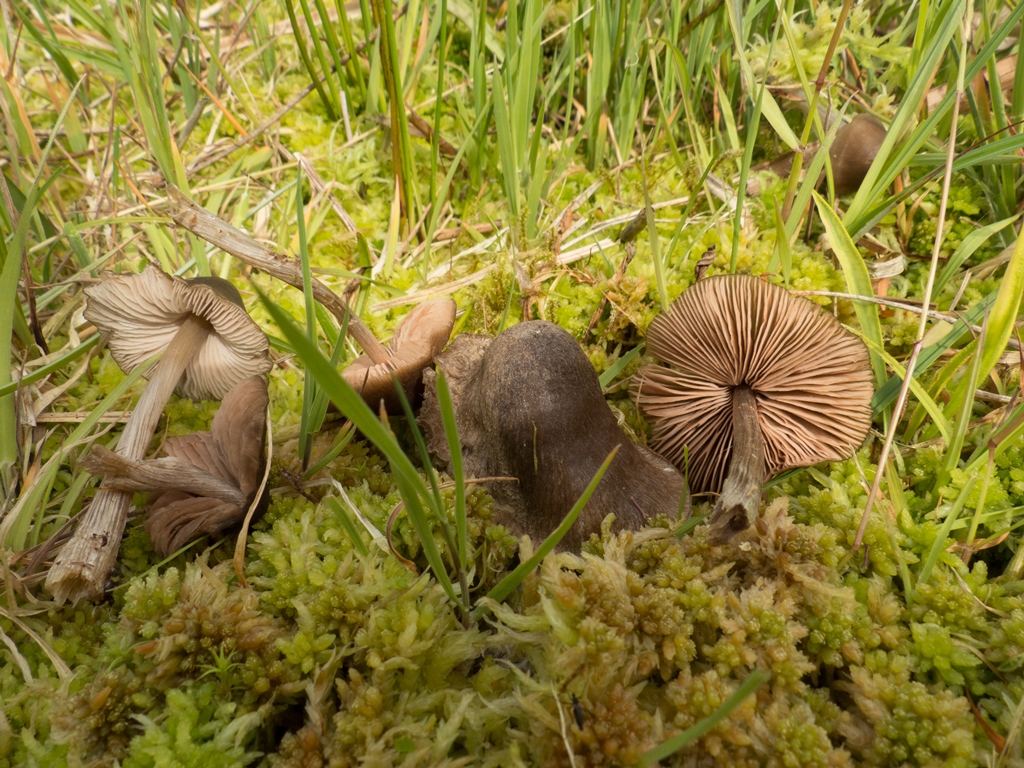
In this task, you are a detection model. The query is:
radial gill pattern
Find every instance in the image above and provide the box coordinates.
[632,274,874,495]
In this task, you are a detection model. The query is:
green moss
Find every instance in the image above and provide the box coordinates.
[125,684,264,767]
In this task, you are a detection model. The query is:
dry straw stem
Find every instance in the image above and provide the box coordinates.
[165,184,390,364]
[853,0,975,552]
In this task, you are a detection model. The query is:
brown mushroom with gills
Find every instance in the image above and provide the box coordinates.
[420,321,684,550]
[632,274,874,542]
[342,298,456,412]
[47,266,271,602]
[82,375,269,557]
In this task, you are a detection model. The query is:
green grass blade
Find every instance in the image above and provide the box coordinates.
[856,332,951,442]
[813,192,885,388]
[322,495,371,557]
[255,287,461,607]
[434,370,467,570]
[0,358,157,549]
[0,335,99,399]
[871,291,995,414]
[723,2,798,150]
[914,476,975,596]
[768,195,792,284]
[843,0,965,231]
[598,344,643,389]
[372,0,418,228]
[304,422,355,479]
[933,214,1019,295]
[977,226,1024,381]
[483,446,619,607]
[637,669,770,767]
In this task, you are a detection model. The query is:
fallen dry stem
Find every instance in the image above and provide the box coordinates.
[165,184,390,365]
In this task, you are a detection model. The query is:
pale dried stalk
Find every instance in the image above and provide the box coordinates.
[708,387,765,542]
[165,184,390,365]
[46,316,210,603]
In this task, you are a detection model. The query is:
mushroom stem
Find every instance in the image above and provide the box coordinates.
[708,386,765,542]
[166,184,391,365]
[46,315,213,603]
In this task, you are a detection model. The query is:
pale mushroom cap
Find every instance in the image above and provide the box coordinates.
[342,298,457,407]
[85,266,271,400]
[633,274,874,493]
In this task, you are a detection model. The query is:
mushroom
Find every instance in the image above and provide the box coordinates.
[341,298,456,412]
[81,375,269,557]
[632,274,873,541]
[47,266,271,602]
[826,113,887,197]
[748,112,887,199]
[420,321,684,550]
[165,185,456,411]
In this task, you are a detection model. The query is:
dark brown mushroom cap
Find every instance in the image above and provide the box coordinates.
[84,265,271,400]
[632,274,873,494]
[342,298,456,410]
[420,321,684,550]
[828,113,887,197]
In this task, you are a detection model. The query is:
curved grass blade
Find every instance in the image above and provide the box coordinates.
[481,445,619,609]
[813,192,885,388]
[636,669,770,767]
[434,370,467,569]
[255,287,461,607]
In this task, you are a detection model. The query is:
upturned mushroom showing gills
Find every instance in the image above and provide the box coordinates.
[632,274,874,542]
[82,376,269,557]
[342,298,456,412]
[420,321,684,550]
[47,266,271,602]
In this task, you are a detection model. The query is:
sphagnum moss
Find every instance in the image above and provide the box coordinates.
[14,428,1024,767]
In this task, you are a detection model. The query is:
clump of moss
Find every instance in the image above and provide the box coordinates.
[126,684,267,767]
[51,561,301,765]
[839,664,977,767]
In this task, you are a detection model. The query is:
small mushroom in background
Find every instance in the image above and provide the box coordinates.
[342,298,456,412]
[825,112,887,197]
[419,321,684,550]
[47,266,271,602]
[82,376,269,557]
[632,274,874,542]
[747,111,887,199]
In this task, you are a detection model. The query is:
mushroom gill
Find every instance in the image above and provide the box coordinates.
[633,274,874,540]
[83,375,269,557]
